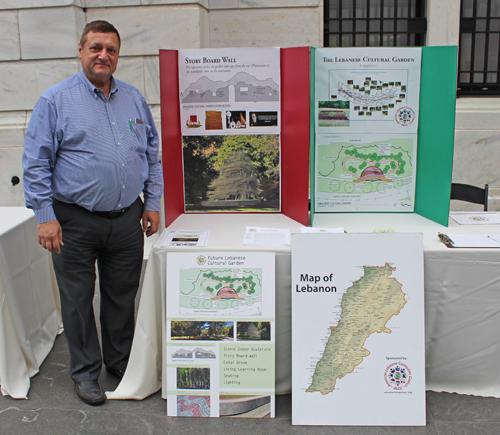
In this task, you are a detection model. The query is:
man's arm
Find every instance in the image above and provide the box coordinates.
[141,100,164,237]
[23,96,62,251]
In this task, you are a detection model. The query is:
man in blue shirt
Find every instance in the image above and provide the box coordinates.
[23,21,163,405]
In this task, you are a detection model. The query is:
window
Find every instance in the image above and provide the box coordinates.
[458,0,500,95]
[324,0,427,47]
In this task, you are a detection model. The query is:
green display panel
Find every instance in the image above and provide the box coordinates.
[414,46,457,226]
[310,46,457,226]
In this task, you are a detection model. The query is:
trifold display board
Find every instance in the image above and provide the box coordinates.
[310,46,458,226]
[159,48,310,227]
[291,233,426,426]
[165,252,276,418]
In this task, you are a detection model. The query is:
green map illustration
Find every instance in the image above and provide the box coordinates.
[306,264,406,395]
[317,139,414,195]
[179,268,263,316]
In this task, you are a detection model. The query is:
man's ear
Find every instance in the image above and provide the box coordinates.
[78,44,82,59]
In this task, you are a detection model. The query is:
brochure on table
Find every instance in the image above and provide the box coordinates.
[291,233,426,426]
[159,47,310,227]
[310,46,457,226]
[166,252,276,418]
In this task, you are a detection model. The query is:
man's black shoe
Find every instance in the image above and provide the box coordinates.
[74,380,106,406]
[106,366,125,380]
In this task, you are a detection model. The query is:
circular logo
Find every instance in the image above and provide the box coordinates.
[470,216,487,222]
[196,255,206,265]
[384,362,412,390]
[395,107,415,126]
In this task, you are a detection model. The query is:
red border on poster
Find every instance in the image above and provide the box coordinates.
[159,47,310,227]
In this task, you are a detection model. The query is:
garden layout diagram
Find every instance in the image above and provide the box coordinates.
[315,135,415,212]
[306,264,406,395]
[179,268,263,316]
[315,47,421,135]
[313,48,421,212]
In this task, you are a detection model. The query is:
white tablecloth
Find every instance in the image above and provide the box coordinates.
[109,212,500,399]
[0,208,61,399]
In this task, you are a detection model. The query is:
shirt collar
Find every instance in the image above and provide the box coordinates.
[78,68,119,97]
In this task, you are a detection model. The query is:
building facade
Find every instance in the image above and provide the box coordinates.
[0,1,494,210]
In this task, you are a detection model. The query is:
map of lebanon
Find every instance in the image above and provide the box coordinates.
[306,263,406,395]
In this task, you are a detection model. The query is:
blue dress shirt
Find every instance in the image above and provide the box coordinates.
[23,69,164,224]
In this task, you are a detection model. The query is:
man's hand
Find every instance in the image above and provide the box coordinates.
[38,220,63,254]
[142,210,160,237]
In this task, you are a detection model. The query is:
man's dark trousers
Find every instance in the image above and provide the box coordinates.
[52,197,144,382]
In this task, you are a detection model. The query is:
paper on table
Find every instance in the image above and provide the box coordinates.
[161,230,210,247]
[243,227,290,246]
[450,213,500,225]
[300,227,344,233]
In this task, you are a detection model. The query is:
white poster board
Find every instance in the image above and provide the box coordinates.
[178,48,282,213]
[166,252,276,418]
[314,47,421,212]
[291,233,425,426]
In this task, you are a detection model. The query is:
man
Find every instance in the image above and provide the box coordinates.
[23,21,163,406]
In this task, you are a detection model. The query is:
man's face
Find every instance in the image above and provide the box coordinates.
[78,31,120,86]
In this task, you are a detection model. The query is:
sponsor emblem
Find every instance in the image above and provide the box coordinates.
[384,362,412,390]
[395,107,415,126]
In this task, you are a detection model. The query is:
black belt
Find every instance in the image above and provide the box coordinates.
[92,202,134,218]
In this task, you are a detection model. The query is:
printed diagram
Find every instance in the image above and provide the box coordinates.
[337,80,402,105]
[307,264,406,395]
[180,268,263,316]
[181,72,280,104]
[327,71,410,121]
[317,139,414,200]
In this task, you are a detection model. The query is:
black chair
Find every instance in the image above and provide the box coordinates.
[450,183,489,211]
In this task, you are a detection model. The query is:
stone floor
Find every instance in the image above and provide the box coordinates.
[2,331,500,435]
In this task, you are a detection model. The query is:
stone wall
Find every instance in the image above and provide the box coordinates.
[0,0,322,206]
[1,0,499,211]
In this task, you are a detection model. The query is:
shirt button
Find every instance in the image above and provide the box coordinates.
[112,122,115,125]
[117,142,121,145]
[118,204,121,207]
[122,163,125,167]
[122,185,125,189]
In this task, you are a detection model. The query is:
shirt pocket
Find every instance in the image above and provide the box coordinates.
[132,123,148,153]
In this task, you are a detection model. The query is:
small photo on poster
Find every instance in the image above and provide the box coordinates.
[249,111,278,127]
[178,395,211,417]
[177,367,210,390]
[220,395,271,418]
[186,114,202,129]
[318,101,350,127]
[171,321,235,341]
[225,111,246,129]
[236,321,271,341]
